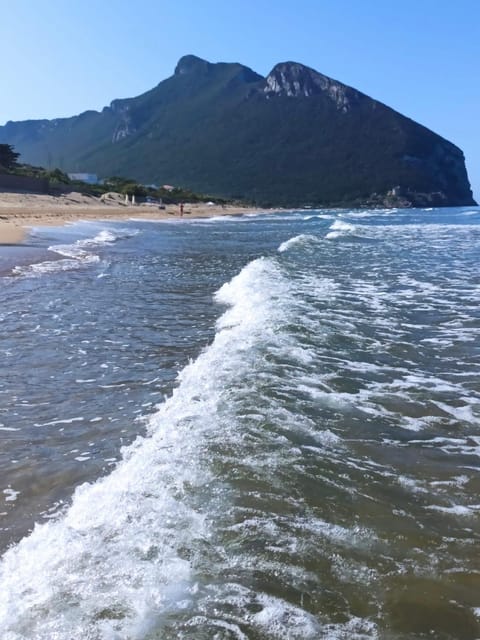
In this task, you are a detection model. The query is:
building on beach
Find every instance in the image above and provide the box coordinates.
[67,173,100,185]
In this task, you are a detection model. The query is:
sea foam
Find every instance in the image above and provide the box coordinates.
[12,226,138,277]
[325,219,356,239]
[0,256,340,639]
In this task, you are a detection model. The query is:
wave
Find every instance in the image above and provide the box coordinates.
[302,214,335,221]
[338,211,384,219]
[12,227,138,277]
[12,255,100,276]
[324,219,381,243]
[0,256,349,639]
[278,234,319,253]
[325,219,357,240]
[53,227,138,254]
[4,209,479,636]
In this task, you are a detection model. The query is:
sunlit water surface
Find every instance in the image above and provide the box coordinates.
[0,207,480,639]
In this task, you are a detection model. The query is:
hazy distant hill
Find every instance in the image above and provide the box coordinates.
[0,55,476,207]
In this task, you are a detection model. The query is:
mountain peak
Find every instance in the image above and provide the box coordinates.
[264,61,360,112]
[174,55,211,76]
[0,55,475,208]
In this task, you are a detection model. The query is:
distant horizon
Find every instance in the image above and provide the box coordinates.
[1,1,479,199]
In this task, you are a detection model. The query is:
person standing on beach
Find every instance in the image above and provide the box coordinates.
[180,203,184,216]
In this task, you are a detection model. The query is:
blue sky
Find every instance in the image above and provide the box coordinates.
[2,0,479,199]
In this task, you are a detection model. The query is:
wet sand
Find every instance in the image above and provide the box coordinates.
[0,222,26,245]
[0,191,265,245]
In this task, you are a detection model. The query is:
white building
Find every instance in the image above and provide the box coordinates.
[67,173,100,185]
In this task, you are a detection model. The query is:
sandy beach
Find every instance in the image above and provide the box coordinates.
[0,222,26,244]
[0,191,263,244]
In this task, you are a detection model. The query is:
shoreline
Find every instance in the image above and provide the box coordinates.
[0,191,268,245]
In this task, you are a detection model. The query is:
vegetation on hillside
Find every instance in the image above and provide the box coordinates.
[0,144,229,204]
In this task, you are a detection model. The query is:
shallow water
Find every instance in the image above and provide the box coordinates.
[1,208,480,638]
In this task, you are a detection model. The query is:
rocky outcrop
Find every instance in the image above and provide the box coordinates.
[109,101,135,143]
[174,54,212,76]
[264,62,361,112]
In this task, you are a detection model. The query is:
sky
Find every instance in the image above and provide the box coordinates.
[1,0,479,200]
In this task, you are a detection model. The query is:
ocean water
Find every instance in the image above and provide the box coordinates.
[1,207,480,639]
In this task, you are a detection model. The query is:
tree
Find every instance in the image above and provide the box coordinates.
[0,144,20,171]
[47,168,70,184]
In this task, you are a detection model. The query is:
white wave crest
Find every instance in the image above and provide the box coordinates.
[325,219,356,240]
[12,253,100,276]
[303,213,335,221]
[278,234,319,253]
[12,227,138,277]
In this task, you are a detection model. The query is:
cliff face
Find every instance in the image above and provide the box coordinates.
[259,61,474,207]
[264,62,361,112]
[0,56,476,207]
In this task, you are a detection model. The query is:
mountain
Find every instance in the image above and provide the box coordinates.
[0,55,476,207]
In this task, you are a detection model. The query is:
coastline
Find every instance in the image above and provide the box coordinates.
[0,191,266,245]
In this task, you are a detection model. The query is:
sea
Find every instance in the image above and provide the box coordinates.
[0,206,480,639]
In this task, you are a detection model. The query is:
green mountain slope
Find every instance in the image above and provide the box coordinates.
[0,55,476,207]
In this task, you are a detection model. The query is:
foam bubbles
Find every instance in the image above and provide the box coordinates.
[252,595,321,638]
[3,487,20,502]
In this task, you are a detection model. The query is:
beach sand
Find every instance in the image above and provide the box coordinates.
[0,191,264,244]
[0,222,26,244]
